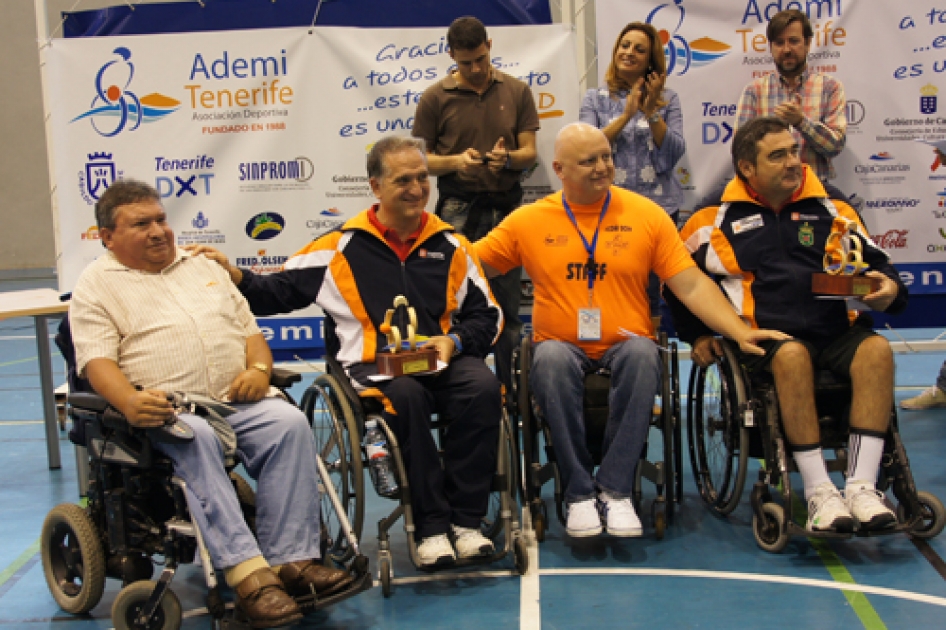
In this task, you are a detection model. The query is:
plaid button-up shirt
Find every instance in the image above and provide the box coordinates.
[735,69,847,181]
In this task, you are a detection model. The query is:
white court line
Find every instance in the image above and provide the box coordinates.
[539,568,946,607]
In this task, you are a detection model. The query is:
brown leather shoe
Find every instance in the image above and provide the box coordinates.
[235,567,303,629]
[278,559,354,598]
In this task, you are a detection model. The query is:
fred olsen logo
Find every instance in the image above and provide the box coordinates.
[646,0,729,75]
[78,152,122,205]
[80,225,100,241]
[246,212,285,240]
[234,249,289,275]
[70,47,180,137]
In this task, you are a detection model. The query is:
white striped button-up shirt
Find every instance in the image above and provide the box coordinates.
[71,249,263,402]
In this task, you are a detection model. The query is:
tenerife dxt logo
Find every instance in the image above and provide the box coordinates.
[78,152,122,205]
[70,47,180,137]
[646,0,729,76]
[246,212,285,241]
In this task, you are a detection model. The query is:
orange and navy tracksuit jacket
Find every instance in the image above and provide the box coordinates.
[237,207,502,368]
[668,168,907,345]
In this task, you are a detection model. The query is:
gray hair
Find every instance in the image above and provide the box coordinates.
[366,136,426,179]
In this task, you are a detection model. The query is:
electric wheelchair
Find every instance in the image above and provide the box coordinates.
[510,332,684,541]
[42,321,371,629]
[687,337,946,552]
[306,318,528,597]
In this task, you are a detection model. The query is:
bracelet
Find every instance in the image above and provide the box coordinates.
[646,111,661,124]
[446,333,463,355]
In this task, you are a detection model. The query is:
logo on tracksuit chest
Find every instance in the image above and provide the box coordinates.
[799,222,815,246]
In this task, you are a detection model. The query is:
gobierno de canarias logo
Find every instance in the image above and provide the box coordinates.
[70,47,180,137]
[646,0,729,76]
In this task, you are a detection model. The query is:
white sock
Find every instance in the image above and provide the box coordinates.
[793,447,832,500]
[846,433,884,488]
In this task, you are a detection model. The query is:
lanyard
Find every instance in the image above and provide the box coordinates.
[562,191,611,305]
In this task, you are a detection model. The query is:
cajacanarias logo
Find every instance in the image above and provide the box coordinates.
[70,47,180,137]
[647,0,729,75]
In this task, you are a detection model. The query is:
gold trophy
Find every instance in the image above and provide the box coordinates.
[811,217,881,297]
[376,295,439,377]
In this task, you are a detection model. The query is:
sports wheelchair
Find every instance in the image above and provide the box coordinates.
[511,333,683,541]
[687,338,946,553]
[305,319,528,597]
[42,363,371,629]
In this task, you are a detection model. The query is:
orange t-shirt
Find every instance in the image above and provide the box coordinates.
[474,187,694,359]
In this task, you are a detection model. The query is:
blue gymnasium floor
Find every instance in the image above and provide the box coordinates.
[2,278,946,629]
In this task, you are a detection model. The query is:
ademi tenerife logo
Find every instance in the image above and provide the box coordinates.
[71,48,180,137]
[646,0,729,76]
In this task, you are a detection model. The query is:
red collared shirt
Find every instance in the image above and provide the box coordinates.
[368,207,428,261]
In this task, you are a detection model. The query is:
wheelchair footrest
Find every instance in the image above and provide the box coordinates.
[299,565,374,612]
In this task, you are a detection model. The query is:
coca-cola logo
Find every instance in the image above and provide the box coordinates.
[872,229,909,249]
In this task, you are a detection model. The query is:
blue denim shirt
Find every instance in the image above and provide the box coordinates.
[579,87,686,215]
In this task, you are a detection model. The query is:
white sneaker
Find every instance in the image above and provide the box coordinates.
[451,525,494,558]
[597,493,643,537]
[566,499,603,537]
[807,482,855,532]
[901,386,946,410]
[416,533,456,567]
[845,481,896,531]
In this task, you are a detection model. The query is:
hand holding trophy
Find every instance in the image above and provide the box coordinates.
[376,295,440,376]
[811,217,882,297]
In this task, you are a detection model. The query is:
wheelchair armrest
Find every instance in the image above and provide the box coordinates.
[272,367,301,389]
[68,392,109,413]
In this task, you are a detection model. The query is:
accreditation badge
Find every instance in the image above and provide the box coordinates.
[578,308,602,341]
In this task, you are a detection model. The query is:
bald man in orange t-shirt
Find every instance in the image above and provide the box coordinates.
[474,123,785,538]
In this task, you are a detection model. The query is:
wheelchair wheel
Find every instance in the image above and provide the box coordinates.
[753,502,789,553]
[41,503,106,615]
[898,490,946,540]
[379,554,393,598]
[482,411,520,541]
[514,536,529,575]
[302,374,364,563]
[687,350,749,516]
[112,580,182,630]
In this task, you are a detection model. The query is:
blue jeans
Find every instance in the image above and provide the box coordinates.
[156,397,321,569]
[530,338,660,503]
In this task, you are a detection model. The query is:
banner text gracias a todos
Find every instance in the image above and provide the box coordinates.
[48,25,578,354]
[596,0,946,296]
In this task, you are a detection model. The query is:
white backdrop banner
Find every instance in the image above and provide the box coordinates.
[595,0,946,295]
[47,24,578,353]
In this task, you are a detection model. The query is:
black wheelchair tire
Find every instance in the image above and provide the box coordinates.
[111,580,182,630]
[41,503,106,615]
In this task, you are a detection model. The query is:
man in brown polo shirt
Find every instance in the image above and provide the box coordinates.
[413,15,539,397]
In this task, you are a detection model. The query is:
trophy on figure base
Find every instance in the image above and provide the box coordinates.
[376,295,439,377]
[811,217,882,298]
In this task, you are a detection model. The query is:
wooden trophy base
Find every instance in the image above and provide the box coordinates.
[376,347,439,377]
[811,273,881,297]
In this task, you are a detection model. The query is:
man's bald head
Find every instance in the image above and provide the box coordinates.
[553,122,615,205]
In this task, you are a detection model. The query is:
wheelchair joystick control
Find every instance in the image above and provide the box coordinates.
[143,393,195,444]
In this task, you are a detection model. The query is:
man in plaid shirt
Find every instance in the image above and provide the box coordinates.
[735,9,846,181]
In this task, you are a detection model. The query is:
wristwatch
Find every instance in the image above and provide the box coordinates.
[646,111,661,124]
[250,362,270,375]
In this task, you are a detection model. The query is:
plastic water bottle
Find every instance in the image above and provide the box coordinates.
[364,419,399,497]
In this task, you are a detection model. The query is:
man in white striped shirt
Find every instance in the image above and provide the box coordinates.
[70,179,352,628]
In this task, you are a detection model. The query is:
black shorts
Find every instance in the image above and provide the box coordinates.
[736,324,878,381]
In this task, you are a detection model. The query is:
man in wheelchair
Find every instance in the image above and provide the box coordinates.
[189,136,504,569]
[69,179,353,628]
[671,116,908,533]
[473,122,785,538]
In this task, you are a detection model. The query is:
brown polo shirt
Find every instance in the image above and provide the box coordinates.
[413,70,540,193]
